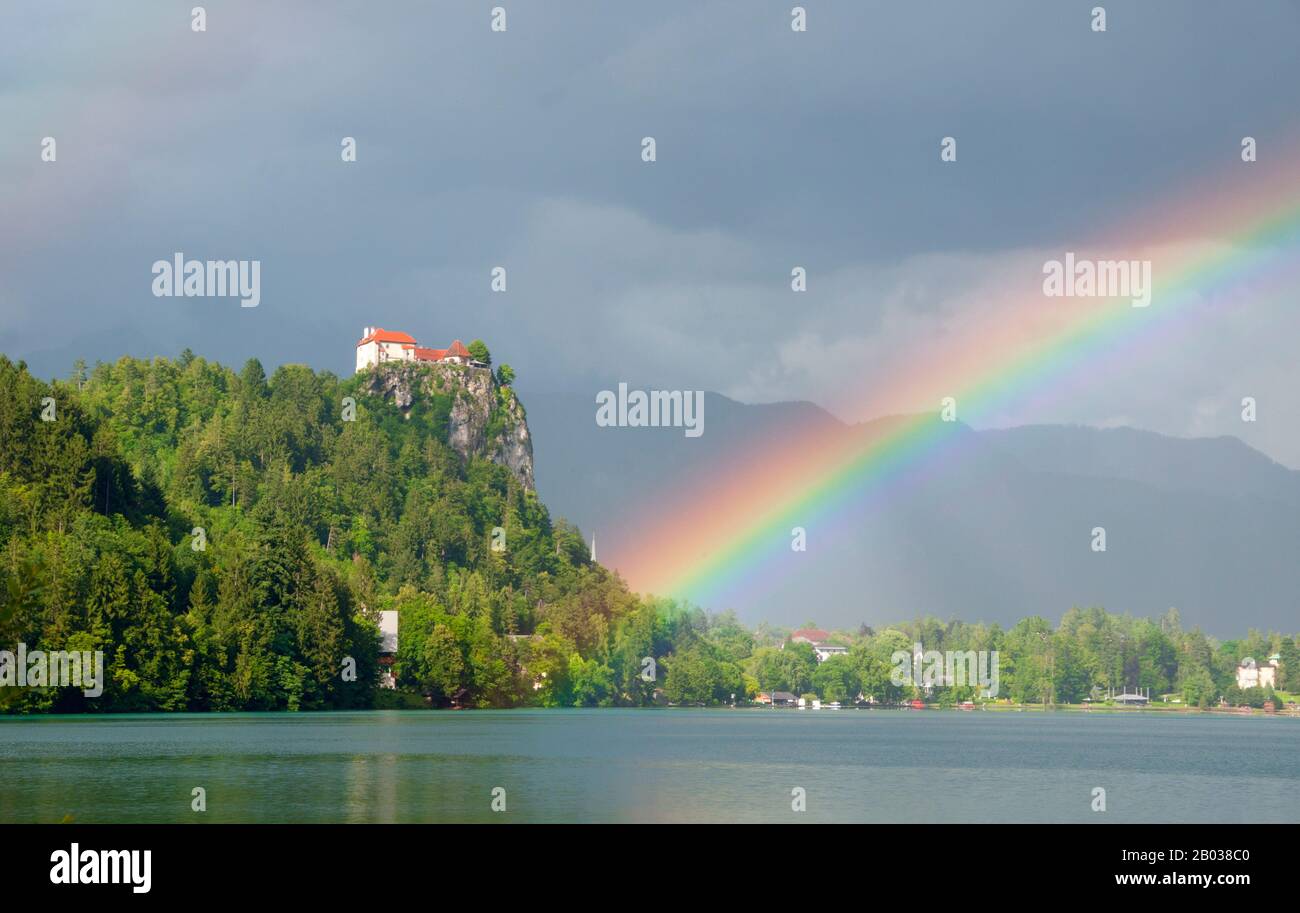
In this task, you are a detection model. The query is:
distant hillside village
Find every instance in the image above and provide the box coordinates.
[355,326,488,373]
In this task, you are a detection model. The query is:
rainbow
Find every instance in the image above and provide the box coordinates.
[619,153,1300,609]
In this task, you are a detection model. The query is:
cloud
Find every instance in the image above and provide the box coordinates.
[2,0,1298,469]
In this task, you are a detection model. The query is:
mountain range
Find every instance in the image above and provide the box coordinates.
[524,391,1300,637]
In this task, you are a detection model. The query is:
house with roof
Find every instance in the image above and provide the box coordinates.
[784,627,848,663]
[1236,655,1279,690]
[789,628,830,645]
[356,327,484,373]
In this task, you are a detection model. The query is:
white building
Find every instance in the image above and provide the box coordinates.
[813,643,849,663]
[356,327,482,373]
[356,327,418,373]
[378,610,399,690]
[379,611,399,654]
[782,628,848,664]
[1236,656,1278,690]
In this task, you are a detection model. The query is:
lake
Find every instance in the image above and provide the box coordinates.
[1,709,1296,823]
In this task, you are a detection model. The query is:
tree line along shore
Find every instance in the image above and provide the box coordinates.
[1,354,1293,713]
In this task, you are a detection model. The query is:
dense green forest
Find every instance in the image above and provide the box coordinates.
[0,353,1295,712]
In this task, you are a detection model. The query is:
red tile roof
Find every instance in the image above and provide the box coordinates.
[790,628,830,643]
[358,328,418,347]
[358,330,485,366]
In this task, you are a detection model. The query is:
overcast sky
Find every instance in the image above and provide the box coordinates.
[3,1,1299,464]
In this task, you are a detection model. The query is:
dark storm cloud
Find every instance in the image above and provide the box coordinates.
[2,0,1298,462]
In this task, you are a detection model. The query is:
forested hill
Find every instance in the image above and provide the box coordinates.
[0,351,657,711]
[2,353,1295,714]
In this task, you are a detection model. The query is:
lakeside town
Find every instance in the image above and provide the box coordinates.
[740,629,1299,716]
[371,604,1300,716]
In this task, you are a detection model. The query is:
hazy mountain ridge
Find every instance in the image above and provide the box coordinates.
[526,392,1300,635]
[981,424,1300,505]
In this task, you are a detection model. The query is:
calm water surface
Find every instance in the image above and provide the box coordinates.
[1,709,1296,823]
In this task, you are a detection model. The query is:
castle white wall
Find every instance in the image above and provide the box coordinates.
[356,340,415,372]
[356,341,378,372]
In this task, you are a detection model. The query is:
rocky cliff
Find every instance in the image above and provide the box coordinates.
[362,362,535,490]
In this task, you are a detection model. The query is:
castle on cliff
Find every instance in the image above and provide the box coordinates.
[355,327,485,373]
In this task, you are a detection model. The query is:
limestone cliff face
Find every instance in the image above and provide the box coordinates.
[362,362,535,490]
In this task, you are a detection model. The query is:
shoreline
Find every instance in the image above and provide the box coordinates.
[4,703,1299,719]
